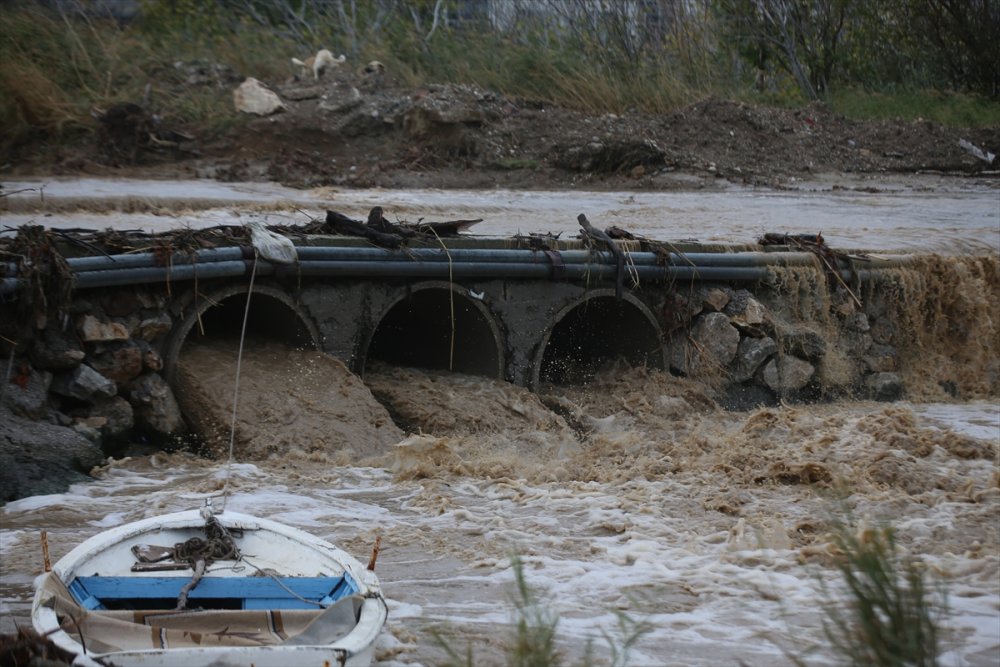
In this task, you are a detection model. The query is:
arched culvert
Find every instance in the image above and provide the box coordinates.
[162,283,320,383]
[363,282,503,378]
[534,291,666,386]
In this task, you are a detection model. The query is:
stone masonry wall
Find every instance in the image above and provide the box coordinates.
[2,287,185,452]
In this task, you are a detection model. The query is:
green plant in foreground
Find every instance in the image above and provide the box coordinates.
[821,522,945,667]
[509,556,561,667]
[432,555,649,666]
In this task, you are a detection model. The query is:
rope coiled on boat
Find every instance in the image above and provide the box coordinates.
[172,515,241,565]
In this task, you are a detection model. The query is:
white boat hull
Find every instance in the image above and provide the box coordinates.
[32,509,387,667]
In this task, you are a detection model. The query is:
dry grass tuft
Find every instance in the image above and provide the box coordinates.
[0,63,81,132]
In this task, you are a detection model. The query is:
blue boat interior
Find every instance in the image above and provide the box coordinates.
[68,573,359,611]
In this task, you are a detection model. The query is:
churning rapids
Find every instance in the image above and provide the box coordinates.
[1,177,999,666]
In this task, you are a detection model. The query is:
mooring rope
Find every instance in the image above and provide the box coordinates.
[241,556,325,607]
[220,248,259,512]
[427,226,456,371]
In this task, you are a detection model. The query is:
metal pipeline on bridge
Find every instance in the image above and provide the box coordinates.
[0,244,914,294]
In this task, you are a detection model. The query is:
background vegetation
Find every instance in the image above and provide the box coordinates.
[1,0,997,161]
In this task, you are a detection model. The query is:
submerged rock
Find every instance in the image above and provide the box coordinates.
[128,372,187,441]
[81,395,135,443]
[866,372,904,401]
[761,355,815,394]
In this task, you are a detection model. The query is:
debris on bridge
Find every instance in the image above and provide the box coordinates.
[758,232,866,307]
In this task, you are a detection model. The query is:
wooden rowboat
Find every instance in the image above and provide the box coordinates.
[32,505,387,666]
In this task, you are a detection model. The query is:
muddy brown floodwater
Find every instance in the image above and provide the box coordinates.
[1,178,998,666]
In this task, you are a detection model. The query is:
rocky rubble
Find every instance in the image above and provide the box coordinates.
[668,283,902,410]
[1,288,187,502]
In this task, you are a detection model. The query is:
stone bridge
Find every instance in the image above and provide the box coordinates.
[1,231,912,446]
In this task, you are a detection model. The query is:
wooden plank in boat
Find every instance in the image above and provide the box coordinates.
[73,575,345,603]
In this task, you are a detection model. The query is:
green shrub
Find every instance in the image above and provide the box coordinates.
[822,522,946,667]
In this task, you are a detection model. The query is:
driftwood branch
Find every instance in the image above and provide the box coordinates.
[323,210,404,248]
[578,213,625,299]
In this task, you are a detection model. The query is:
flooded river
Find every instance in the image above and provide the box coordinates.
[3,175,999,253]
[1,177,998,666]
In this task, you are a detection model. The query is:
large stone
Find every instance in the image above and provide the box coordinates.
[135,313,173,341]
[233,78,286,115]
[128,372,187,440]
[143,346,164,372]
[722,289,750,317]
[318,85,363,114]
[866,372,904,401]
[89,341,144,386]
[695,312,740,364]
[669,331,691,375]
[136,291,167,310]
[843,312,871,332]
[0,405,104,502]
[780,326,826,361]
[672,312,740,375]
[863,344,898,373]
[30,328,85,370]
[83,396,135,442]
[2,365,52,419]
[840,329,874,357]
[719,383,777,411]
[700,287,730,312]
[405,88,488,131]
[761,355,816,393]
[51,364,117,402]
[77,314,129,343]
[870,317,897,345]
[730,296,768,329]
[732,336,778,382]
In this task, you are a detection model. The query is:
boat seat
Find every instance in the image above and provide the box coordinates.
[69,574,358,610]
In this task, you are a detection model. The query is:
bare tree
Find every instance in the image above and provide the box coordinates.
[719,0,852,99]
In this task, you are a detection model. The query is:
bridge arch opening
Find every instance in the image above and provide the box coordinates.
[363,283,503,379]
[535,292,665,386]
[163,283,320,383]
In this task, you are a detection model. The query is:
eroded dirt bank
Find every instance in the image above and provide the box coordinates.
[4,64,998,192]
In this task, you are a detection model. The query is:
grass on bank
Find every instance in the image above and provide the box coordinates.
[827,88,1000,127]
